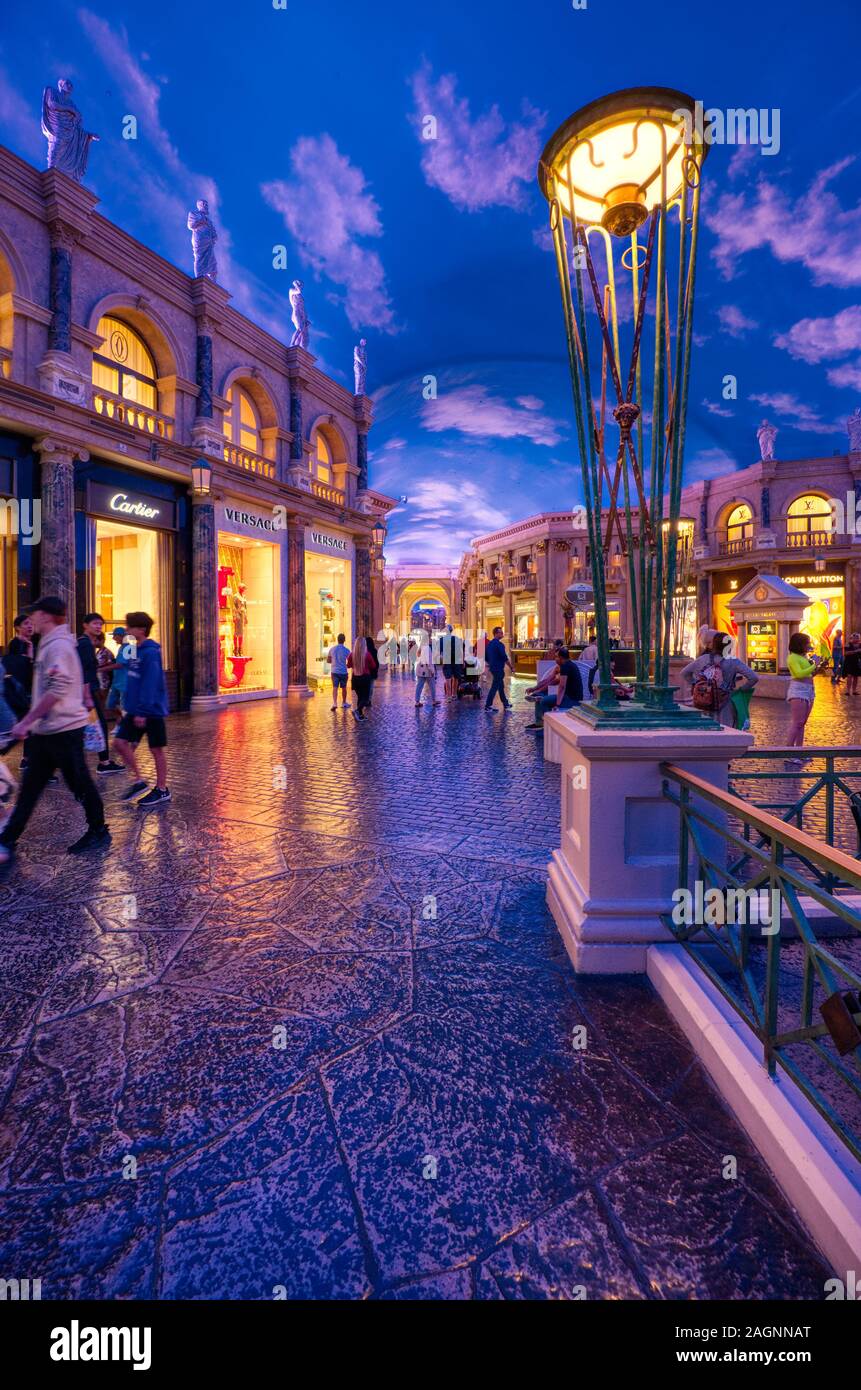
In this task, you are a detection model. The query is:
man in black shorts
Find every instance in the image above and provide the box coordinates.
[112,611,171,809]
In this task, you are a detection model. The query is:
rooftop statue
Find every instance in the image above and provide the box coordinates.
[41,78,99,182]
[187,199,218,281]
[289,279,309,349]
[848,407,861,454]
[756,418,777,462]
[353,338,367,396]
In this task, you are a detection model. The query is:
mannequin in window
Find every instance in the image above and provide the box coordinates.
[232,586,248,655]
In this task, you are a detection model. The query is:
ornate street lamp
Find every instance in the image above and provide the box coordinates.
[191,457,212,495]
[371,520,386,549]
[539,87,709,725]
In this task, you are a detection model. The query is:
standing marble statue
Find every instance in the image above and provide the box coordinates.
[353,339,367,396]
[41,78,99,182]
[848,407,861,454]
[187,200,218,281]
[756,418,778,462]
[289,279,309,349]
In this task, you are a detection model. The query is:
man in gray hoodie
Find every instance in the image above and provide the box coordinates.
[0,595,109,865]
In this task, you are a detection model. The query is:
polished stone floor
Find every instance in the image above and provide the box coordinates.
[0,671,833,1299]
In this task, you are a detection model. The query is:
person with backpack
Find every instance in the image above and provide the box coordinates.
[681,632,758,727]
[784,630,822,769]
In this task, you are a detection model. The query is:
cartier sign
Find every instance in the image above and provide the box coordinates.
[86,480,177,529]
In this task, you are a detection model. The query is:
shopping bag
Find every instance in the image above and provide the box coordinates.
[83,710,106,754]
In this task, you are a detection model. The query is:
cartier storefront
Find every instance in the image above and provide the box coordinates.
[74,460,193,709]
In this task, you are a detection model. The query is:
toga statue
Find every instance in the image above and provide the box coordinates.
[187,199,218,281]
[289,279,309,349]
[353,339,367,395]
[756,418,778,462]
[848,407,861,454]
[41,78,99,182]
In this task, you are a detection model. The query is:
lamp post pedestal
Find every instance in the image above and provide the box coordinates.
[545,710,752,974]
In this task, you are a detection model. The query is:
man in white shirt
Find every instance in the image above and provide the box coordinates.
[326,632,351,710]
[0,595,109,865]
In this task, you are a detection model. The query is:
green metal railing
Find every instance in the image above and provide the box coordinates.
[729,747,861,894]
[661,762,861,1161]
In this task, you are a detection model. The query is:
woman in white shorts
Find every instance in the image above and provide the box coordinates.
[785,630,820,769]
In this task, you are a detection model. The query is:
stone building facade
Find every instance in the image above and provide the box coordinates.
[0,144,394,706]
[458,437,861,666]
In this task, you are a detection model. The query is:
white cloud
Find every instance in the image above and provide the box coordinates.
[422,385,565,446]
[774,305,861,363]
[749,391,838,434]
[262,135,398,334]
[717,304,758,337]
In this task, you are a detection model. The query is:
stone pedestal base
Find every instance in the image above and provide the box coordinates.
[190,418,226,457]
[544,709,753,974]
[286,684,314,698]
[190,693,221,712]
[37,351,89,405]
[285,466,312,493]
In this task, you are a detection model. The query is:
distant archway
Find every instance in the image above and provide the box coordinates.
[410,595,447,631]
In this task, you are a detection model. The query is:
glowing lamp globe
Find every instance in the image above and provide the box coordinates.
[538,87,705,237]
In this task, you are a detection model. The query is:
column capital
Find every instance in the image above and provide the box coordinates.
[189,277,232,330]
[352,396,373,432]
[33,435,90,465]
[40,168,98,240]
[285,346,318,380]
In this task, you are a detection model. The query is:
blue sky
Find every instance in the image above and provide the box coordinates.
[2,0,860,562]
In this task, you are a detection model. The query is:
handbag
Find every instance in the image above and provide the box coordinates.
[83,709,107,754]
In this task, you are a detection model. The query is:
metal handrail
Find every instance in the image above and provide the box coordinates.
[661,761,861,1161]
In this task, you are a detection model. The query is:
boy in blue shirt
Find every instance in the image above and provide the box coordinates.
[113,611,171,809]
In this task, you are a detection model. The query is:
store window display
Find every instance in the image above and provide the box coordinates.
[217,535,277,693]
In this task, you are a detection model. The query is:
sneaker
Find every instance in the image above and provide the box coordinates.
[120,780,149,802]
[524,723,543,730]
[97,761,125,775]
[67,825,111,855]
[330,705,338,711]
[352,709,363,722]
[137,787,171,810]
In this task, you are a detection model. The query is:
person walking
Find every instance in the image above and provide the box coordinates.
[0,595,110,865]
[414,636,441,708]
[77,612,123,775]
[104,625,131,722]
[4,613,37,774]
[525,647,583,730]
[680,632,758,727]
[366,635,380,708]
[831,629,844,685]
[347,635,375,721]
[785,631,821,769]
[842,631,861,694]
[326,631,351,710]
[440,623,463,698]
[112,612,171,808]
[484,626,513,712]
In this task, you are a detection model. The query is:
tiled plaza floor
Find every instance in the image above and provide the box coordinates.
[0,671,835,1299]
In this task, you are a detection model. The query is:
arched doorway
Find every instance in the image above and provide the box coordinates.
[410,595,447,632]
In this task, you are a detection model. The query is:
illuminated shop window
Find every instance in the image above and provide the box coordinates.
[786,493,832,536]
[93,316,157,409]
[314,433,332,483]
[223,385,261,454]
[725,503,753,544]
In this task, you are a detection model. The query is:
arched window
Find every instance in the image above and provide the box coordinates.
[725,503,753,544]
[314,432,332,483]
[223,385,260,454]
[786,493,832,538]
[93,316,157,408]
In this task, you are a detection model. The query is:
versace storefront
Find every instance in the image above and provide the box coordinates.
[304,524,355,688]
[216,499,286,703]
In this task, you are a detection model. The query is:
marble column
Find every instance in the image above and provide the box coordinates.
[196,332,213,418]
[48,234,72,354]
[36,439,87,612]
[190,495,220,710]
[286,519,312,695]
[37,222,89,404]
[355,544,372,637]
[356,429,369,492]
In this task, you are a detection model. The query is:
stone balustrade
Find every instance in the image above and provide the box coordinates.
[222,441,276,481]
[92,387,174,439]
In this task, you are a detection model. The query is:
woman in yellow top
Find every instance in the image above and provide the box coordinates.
[785,631,821,769]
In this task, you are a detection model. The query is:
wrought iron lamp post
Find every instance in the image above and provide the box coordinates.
[539,87,710,726]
